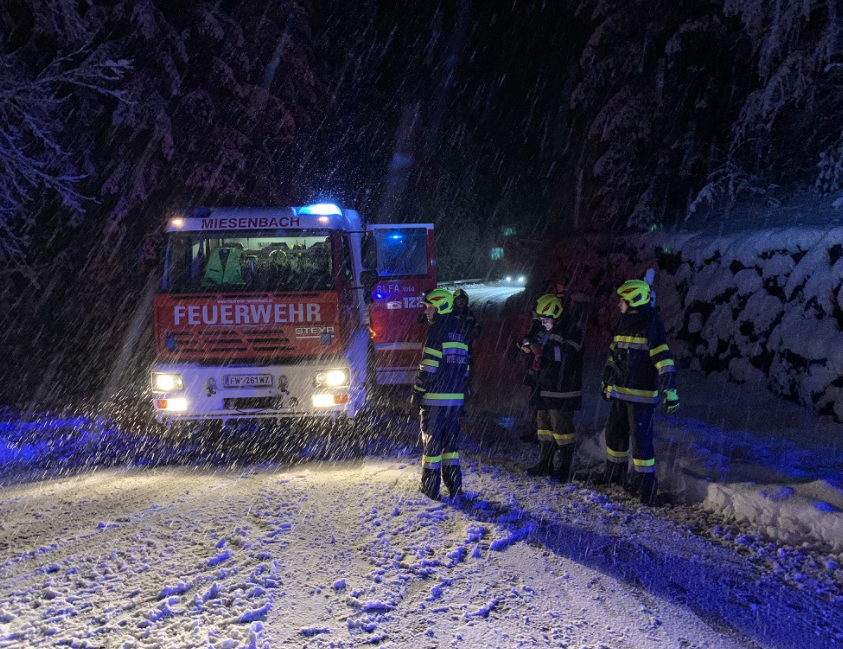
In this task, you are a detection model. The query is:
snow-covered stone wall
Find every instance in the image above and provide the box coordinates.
[539,228,843,420]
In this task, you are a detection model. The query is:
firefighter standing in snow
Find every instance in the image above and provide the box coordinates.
[412,288,469,500]
[600,279,680,505]
[517,280,568,443]
[452,288,481,401]
[525,295,584,480]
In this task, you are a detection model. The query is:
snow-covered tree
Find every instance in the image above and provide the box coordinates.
[0,45,129,282]
[0,0,334,406]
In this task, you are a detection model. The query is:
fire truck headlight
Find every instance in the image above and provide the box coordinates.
[518,275,526,284]
[153,373,184,392]
[314,369,350,388]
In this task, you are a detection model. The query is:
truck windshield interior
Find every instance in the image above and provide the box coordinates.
[163,230,334,292]
[373,228,428,277]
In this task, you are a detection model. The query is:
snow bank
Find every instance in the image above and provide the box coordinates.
[537,226,843,420]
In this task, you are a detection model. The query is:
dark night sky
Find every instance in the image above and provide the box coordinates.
[2,0,841,402]
[308,0,585,241]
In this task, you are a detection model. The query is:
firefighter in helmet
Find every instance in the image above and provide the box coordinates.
[600,279,679,505]
[452,288,481,400]
[524,294,584,480]
[517,281,568,440]
[452,288,481,345]
[411,288,470,500]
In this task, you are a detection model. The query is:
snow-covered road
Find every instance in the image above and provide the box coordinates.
[439,282,524,312]
[2,282,843,648]
[1,449,841,648]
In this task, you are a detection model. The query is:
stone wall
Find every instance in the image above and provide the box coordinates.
[537,227,843,419]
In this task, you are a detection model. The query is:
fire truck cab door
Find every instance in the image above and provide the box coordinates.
[367,224,436,385]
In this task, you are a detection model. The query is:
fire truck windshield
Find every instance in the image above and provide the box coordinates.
[372,228,428,277]
[162,230,334,293]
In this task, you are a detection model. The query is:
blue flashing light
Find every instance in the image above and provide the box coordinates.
[374,292,385,299]
[298,203,342,216]
[389,234,403,240]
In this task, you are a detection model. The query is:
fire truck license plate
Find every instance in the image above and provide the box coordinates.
[223,374,273,388]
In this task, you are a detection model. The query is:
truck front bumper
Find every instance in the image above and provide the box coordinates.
[151,362,363,423]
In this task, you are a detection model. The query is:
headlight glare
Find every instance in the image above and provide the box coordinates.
[314,369,350,388]
[155,398,188,411]
[153,373,184,392]
[325,369,348,386]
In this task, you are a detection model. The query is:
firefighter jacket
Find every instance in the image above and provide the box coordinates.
[536,321,584,411]
[454,307,481,373]
[414,312,469,407]
[602,305,677,405]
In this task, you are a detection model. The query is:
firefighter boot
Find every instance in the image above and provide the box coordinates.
[442,465,464,499]
[550,446,575,483]
[420,468,441,500]
[639,473,658,506]
[526,442,555,476]
[625,470,643,495]
[597,460,627,486]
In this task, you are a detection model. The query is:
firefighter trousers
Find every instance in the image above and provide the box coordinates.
[605,399,655,475]
[420,406,462,500]
[535,409,576,480]
[536,409,575,448]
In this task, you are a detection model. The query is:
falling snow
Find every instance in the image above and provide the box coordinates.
[1,330,842,647]
[3,1,843,647]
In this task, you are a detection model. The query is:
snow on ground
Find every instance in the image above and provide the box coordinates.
[1,371,843,648]
[1,450,841,648]
[2,282,843,647]
[564,356,843,554]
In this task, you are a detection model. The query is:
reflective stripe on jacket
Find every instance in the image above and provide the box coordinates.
[414,312,469,407]
[603,306,676,404]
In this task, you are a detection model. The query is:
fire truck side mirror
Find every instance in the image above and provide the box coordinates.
[360,269,378,287]
[361,233,378,270]
[360,269,378,305]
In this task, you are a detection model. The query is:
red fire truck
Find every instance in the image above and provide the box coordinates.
[151,204,436,424]
[367,223,436,385]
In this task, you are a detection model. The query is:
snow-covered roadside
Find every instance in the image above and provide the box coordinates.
[2,291,843,646]
[1,456,841,648]
[2,344,842,557]
[492,349,843,546]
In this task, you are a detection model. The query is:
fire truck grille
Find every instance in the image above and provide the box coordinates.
[168,328,295,355]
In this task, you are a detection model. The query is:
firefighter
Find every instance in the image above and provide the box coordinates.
[452,288,481,400]
[517,280,567,443]
[411,288,469,500]
[600,279,680,505]
[519,280,567,350]
[525,295,584,480]
[453,288,481,346]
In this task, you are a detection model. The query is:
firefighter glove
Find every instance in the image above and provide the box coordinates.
[600,382,612,402]
[664,388,680,414]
